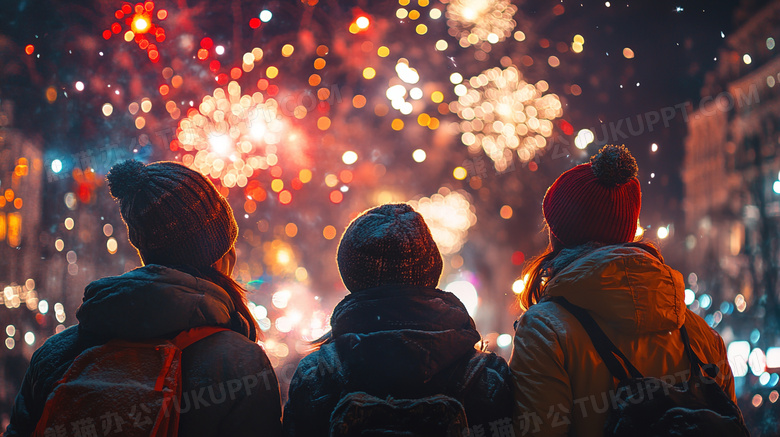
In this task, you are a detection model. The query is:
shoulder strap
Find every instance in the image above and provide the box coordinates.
[171,326,230,350]
[679,325,719,379]
[548,297,643,382]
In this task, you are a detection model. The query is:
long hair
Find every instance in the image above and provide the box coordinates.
[519,237,563,311]
[310,331,332,350]
[172,264,260,342]
[519,230,662,310]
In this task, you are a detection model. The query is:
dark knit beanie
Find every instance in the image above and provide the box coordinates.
[543,144,641,247]
[106,160,238,268]
[337,203,443,293]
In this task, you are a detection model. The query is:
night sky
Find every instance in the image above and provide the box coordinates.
[521,0,760,266]
[0,0,764,256]
[0,0,770,332]
[0,0,771,317]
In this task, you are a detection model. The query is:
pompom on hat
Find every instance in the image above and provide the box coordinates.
[106,160,238,268]
[542,144,641,247]
[337,203,443,293]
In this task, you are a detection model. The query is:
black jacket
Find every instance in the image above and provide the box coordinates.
[5,265,282,437]
[282,285,513,436]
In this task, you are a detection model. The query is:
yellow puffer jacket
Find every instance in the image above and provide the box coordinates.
[510,245,735,436]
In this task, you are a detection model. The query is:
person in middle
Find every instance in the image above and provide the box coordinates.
[283,203,513,436]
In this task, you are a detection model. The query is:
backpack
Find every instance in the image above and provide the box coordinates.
[32,326,228,437]
[327,348,489,437]
[550,297,750,437]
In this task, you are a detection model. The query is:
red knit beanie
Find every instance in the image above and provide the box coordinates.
[543,145,641,247]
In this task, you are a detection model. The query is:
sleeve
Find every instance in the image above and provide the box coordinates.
[5,349,45,437]
[178,335,282,437]
[217,355,283,437]
[5,326,87,437]
[509,311,572,437]
[460,354,514,432]
[282,351,338,437]
[711,328,737,403]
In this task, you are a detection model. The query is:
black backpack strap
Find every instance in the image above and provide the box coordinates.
[680,325,719,379]
[548,297,643,382]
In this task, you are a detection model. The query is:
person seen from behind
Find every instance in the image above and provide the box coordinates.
[5,160,282,437]
[510,145,743,436]
[283,203,513,436]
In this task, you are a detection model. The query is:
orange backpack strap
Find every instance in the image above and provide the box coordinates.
[171,326,230,350]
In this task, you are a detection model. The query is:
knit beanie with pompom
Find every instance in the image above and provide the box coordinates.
[106,160,238,268]
[337,203,443,293]
[542,144,641,247]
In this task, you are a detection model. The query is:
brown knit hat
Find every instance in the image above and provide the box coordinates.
[542,145,641,247]
[337,203,443,292]
[106,160,238,268]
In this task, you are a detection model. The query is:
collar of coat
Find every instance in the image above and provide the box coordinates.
[542,245,687,335]
[330,284,478,337]
[76,264,245,341]
[328,285,483,383]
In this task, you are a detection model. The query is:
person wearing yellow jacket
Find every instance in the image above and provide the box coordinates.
[510,145,738,436]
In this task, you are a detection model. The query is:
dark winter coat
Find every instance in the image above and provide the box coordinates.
[5,265,282,437]
[282,285,513,436]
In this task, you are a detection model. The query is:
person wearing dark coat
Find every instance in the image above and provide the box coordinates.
[282,203,513,436]
[5,160,282,437]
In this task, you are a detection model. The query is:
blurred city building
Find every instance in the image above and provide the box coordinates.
[0,98,47,425]
[683,0,780,418]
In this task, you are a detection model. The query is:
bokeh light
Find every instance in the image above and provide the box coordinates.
[453,65,563,170]
[342,151,358,165]
[409,188,477,256]
[176,82,288,188]
[443,0,517,49]
[444,280,479,316]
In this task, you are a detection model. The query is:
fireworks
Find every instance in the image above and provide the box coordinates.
[443,0,517,49]
[175,81,288,188]
[409,188,477,256]
[452,65,562,170]
[103,2,168,63]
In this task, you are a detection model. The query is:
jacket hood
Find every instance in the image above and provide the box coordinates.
[77,264,241,340]
[330,285,481,388]
[543,245,686,334]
